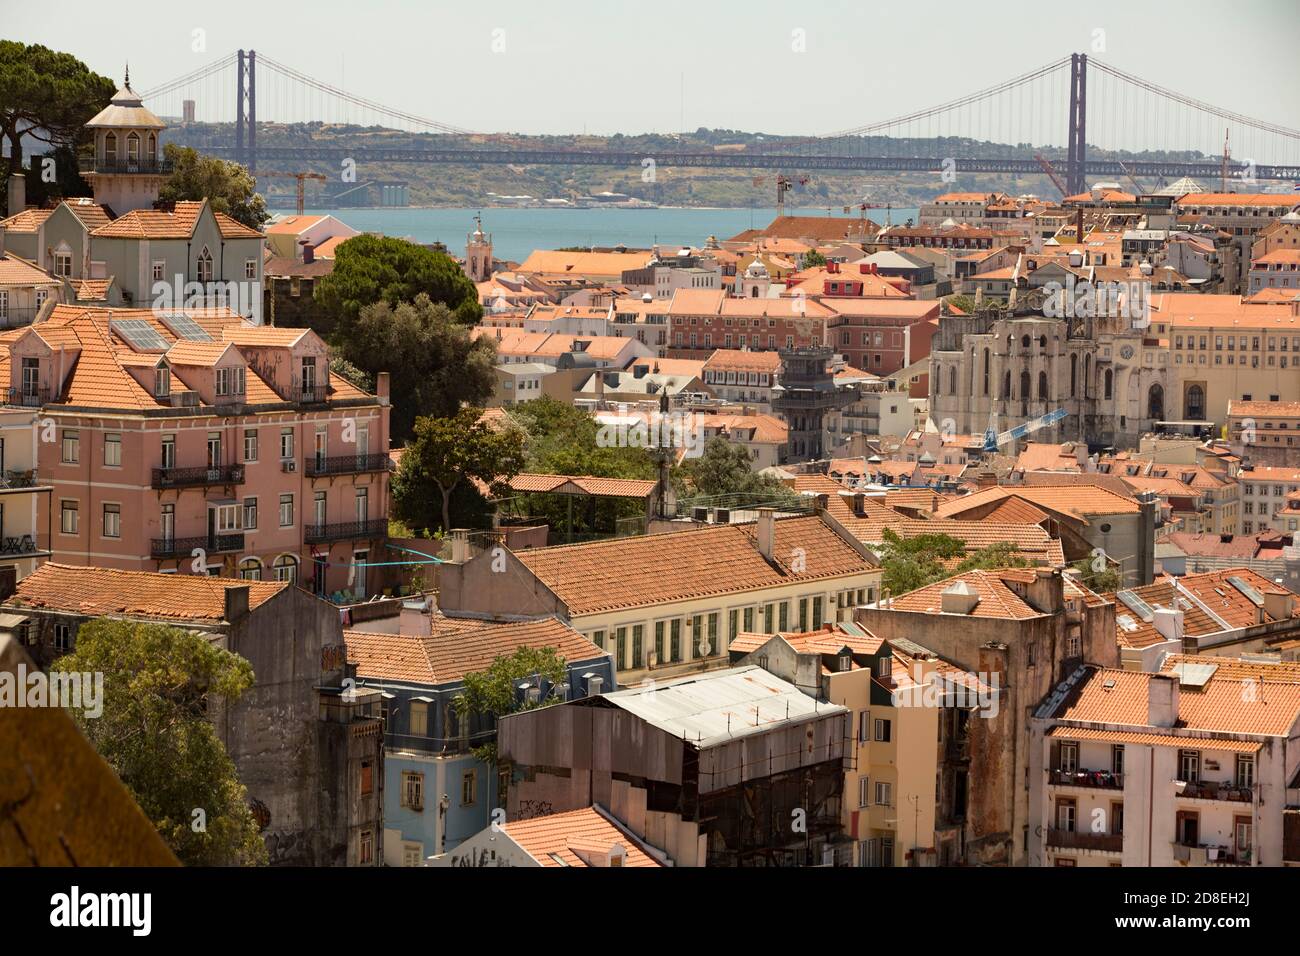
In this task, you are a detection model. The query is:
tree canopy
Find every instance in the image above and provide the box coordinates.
[674,435,795,503]
[875,528,1033,596]
[55,618,268,866]
[158,144,269,230]
[314,234,483,335]
[392,406,527,534]
[334,294,497,441]
[0,42,114,214]
[801,249,827,269]
[453,646,568,763]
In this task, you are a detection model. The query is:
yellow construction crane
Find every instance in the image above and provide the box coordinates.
[255,171,327,215]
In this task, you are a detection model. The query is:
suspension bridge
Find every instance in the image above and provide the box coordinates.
[140,50,1300,195]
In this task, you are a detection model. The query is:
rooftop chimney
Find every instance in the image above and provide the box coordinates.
[6,173,25,219]
[1152,606,1184,645]
[1147,672,1179,729]
[224,584,251,625]
[376,371,391,406]
[301,240,315,264]
[756,508,776,560]
[450,529,471,564]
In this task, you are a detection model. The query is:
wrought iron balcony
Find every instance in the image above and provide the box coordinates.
[1048,768,1123,790]
[151,533,244,559]
[6,387,48,407]
[305,453,389,477]
[78,157,173,175]
[1178,780,1255,803]
[152,464,245,489]
[0,469,39,489]
[291,377,327,404]
[304,518,387,544]
[0,534,41,557]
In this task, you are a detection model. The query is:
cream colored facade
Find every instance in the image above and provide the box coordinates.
[0,405,53,579]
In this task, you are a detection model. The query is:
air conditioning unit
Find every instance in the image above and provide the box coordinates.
[282,459,297,473]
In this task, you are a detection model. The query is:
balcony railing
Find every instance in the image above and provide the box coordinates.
[292,377,327,404]
[1046,828,1123,853]
[1178,780,1255,803]
[78,157,173,175]
[304,518,388,544]
[1048,769,1124,790]
[6,387,48,407]
[0,534,41,557]
[0,469,39,489]
[305,453,389,477]
[152,464,245,489]
[151,533,245,559]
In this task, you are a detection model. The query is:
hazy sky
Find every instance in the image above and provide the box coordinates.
[9,0,1300,143]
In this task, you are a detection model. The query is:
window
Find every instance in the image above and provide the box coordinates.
[360,760,373,796]
[243,429,258,462]
[631,624,644,669]
[60,500,78,534]
[874,718,891,742]
[1059,741,1079,773]
[359,830,373,865]
[1178,750,1200,783]
[54,624,72,653]
[244,258,257,280]
[238,557,262,581]
[155,366,170,397]
[102,503,120,538]
[875,781,892,807]
[858,710,870,742]
[1235,754,1254,788]
[279,493,294,527]
[61,429,79,464]
[1066,633,1081,658]
[858,776,870,807]
[243,496,258,530]
[461,769,477,806]
[280,428,295,460]
[216,366,245,396]
[152,260,165,282]
[272,553,298,583]
[407,700,429,736]
[1111,745,1125,776]
[104,433,121,466]
[401,771,424,810]
[53,251,72,278]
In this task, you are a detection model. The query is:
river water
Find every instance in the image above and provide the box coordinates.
[273,205,920,263]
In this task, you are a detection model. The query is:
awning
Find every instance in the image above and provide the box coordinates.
[0,612,31,630]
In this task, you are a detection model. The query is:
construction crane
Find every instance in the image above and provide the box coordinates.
[983,407,1069,454]
[1034,153,1069,199]
[255,171,327,215]
[753,174,809,218]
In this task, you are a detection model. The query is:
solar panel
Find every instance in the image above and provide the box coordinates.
[1116,590,1155,622]
[159,312,213,341]
[1226,575,1265,607]
[111,318,168,352]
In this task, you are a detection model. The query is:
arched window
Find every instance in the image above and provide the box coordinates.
[1070,354,1078,396]
[147,132,157,161]
[104,131,117,164]
[238,558,263,581]
[197,246,213,283]
[126,131,140,162]
[1039,335,1047,350]
[1148,383,1165,420]
[948,366,957,395]
[750,286,758,298]
[1104,369,1113,400]
[1020,369,1031,400]
[1038,371,1048,401]
[1186,384,1205,420]
[1021,335,1031,349]
[273,554,299,584]
[1083,354,1092,397]
[1002,371,1011,399]
[934,366,942,396]
[982,349,990,395]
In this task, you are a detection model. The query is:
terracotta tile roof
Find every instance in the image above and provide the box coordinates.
[502,806,665,867]
[698,413,787,444]
[69,276,115,300]
[60,198,114,231]
[0,254,58,287]
[346,616,603,685]
[976,496,1052,525]
[1228,400,1300,419]
[701,349,783,373]
[1175,193,1300,207]
[165,340,237,366]
[733,215,879,243]
[220,324,310,347]
[265,215,326,234]
[90,200,263,240]
[6,563,285,621]
[728,624,883,656]
[0,208,53,233]
[518,250,650,277]
[1046,725,1262,754]
[1045,664,1300,737]
[496,473,658,499]
[516,514,875,616]
[934,483,1140,523]
[886,568,1049,619]
[1108,568,1298,648]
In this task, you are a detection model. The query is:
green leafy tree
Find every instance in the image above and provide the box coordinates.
[955,541,1034,574]
[1069,557,1121,593]
[54,618,268,866]
[393,406,527,534]
[0,42,114,214]
[801,249,827,269]
[675,435,796,503]
[314,234,482,336]
[454,646,568,764]
[158,144,269,230]
[335,295,497,440]
[876,528,967,596]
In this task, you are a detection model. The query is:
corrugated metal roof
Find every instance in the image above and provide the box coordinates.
[603,665,847,748]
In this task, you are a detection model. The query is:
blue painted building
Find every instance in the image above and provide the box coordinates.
[346,614,614,866]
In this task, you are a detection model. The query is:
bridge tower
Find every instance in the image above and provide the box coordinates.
[1066,53,1088,196]
[236,49,257,172]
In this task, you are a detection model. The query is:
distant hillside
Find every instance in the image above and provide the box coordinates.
[162,123,1218,209]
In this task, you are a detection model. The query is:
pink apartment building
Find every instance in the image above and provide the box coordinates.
[1,304,391,598]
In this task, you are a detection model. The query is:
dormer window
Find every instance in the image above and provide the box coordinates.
[215,366,245,397]
[839,653,852,673]
[155,366,170,397]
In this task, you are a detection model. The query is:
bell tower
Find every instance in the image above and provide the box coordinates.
[466,213,493,282]
[83,68,168,214]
